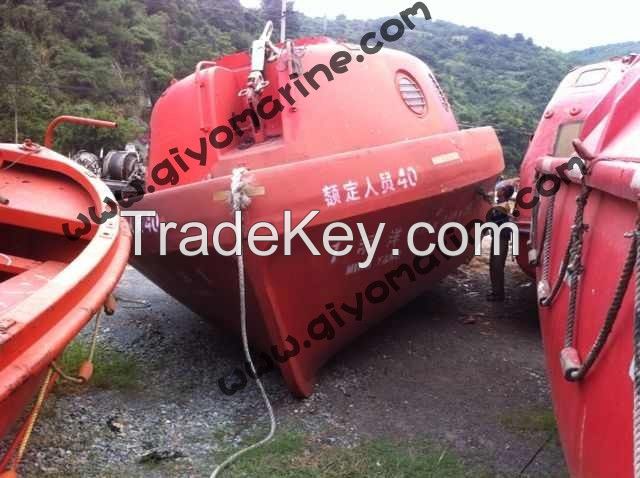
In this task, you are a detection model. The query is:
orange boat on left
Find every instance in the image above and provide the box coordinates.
[0,117,131,474]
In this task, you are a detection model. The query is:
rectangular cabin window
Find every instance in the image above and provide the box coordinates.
[553,121,584,157]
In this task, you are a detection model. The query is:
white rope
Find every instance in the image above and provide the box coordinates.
[230,168,253,211]
[210,168,276,478]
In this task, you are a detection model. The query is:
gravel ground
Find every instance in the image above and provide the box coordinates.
[3,252,567,477]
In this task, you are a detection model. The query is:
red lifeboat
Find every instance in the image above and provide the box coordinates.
[0,123,131,454]
[518,54,640,477]
[128,35,504,397]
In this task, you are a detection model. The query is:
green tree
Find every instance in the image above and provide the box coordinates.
[0,28,39,142]
[261,0,283,38]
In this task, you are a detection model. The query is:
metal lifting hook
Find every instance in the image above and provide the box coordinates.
[239,21,282,99]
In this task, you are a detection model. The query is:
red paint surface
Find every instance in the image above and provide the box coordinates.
[130,38,504,396]
[519,54,640,477]
[0,144,131,441]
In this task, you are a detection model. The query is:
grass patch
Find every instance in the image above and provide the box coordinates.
[501,407,557,436]
[58,340,139,391]
[215,431,482,477]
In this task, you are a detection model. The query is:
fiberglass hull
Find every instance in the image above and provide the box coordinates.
[521,55,640,477]
[129,127,503,397]
[0,143,131,441]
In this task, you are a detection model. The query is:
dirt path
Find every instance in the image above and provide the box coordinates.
[4,255,567,477]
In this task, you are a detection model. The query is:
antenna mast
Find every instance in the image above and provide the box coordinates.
[280,0,287,43]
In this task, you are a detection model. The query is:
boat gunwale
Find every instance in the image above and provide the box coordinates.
[0,143,131,400]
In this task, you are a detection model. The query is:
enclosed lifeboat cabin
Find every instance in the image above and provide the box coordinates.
[0,128,131,452]
[518,54,640,477]
[128,30,504,397]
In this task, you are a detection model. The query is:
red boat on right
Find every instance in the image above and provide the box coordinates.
[517,54,640,477]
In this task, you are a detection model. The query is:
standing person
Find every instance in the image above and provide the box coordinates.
[486,180,516,302]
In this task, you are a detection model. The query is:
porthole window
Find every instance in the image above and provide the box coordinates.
[396,72,427,116]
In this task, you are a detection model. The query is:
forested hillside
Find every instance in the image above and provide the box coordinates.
[569,41,640,65]
[0,0,637,171]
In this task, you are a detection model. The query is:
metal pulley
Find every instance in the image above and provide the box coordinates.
[102,149,139,182]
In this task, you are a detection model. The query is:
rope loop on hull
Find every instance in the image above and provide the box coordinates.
[537,177,592,308]
[562,225,638,382]
[531,166,640,475]
[563,179,592,349]
[528,172,542,266]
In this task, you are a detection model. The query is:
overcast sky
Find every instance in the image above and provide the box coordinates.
[239,0,639,52]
